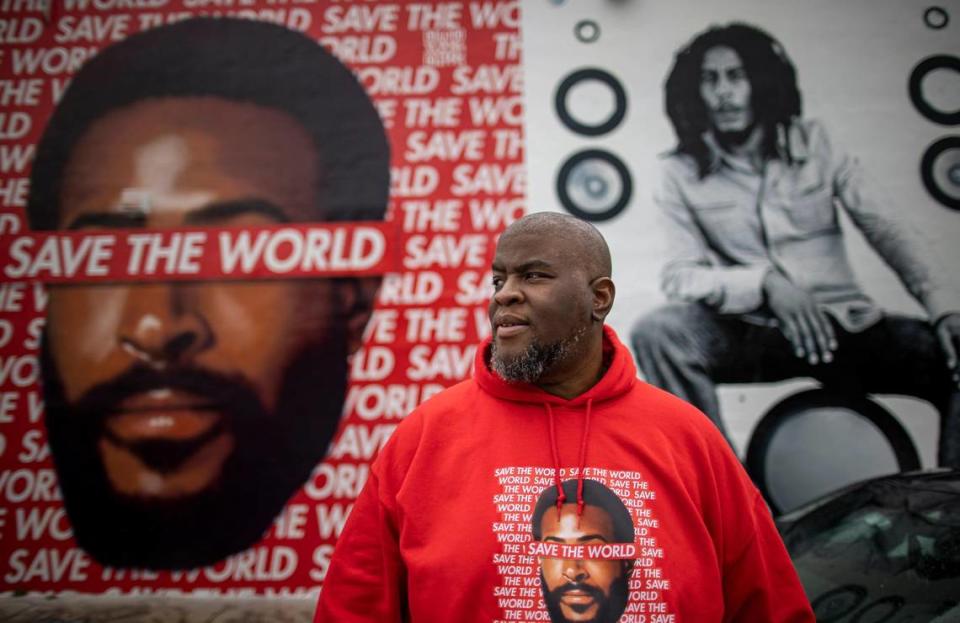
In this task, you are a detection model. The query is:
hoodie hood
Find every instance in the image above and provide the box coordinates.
[473,324,638,406]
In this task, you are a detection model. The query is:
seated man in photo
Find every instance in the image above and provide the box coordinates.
[631,23,960,463]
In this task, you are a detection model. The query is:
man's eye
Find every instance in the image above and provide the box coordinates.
[66,212,147,230]
[491,276,504,290]
[525,272,547,280]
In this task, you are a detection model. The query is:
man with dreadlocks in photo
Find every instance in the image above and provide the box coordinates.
[630,23,960,464]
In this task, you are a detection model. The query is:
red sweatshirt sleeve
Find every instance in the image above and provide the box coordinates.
[314,412,423,622]
[313,467,406,622]
[721,493,814,622]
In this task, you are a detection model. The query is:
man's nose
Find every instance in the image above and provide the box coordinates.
[118,283,213,368]
[492,276,523,307]
[562,558,588,582]
[714,76,734,99]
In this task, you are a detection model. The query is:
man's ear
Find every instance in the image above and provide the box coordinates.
[591,277,616,322]
[339,277,381,354]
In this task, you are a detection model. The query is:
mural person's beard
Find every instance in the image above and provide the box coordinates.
[41,333,349,569]
[713,119,757,150]
[541,572,630,623]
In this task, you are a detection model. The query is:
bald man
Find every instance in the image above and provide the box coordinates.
[317,213,814,622]
[487,212,614,398]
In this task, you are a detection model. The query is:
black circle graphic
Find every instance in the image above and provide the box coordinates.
[812,585,868,623]
[554,68,627,136]
[574,19,601,43]
[921,136,960,210]
[851,596,905,623]
[746,390,920,514]
[924,6,950,29]
[909,55,960,125]
[556,149,633,222]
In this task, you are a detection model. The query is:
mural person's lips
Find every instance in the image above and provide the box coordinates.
[97,386,236,497]
[559,587,596,607]
[59,364,266,496]
[553,582,604,614]
[712,105,745,121]
[105,389,222,444]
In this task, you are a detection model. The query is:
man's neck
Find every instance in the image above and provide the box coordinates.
[715,125,765,171]
[535,334,606,400]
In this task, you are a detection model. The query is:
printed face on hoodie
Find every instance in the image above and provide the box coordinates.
[538,504,630,623]
[489,229,595,384]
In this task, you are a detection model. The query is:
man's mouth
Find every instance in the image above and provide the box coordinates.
[105,388,222,444]
[99,388,231,477]
[494,315,529,338]
[556,583,601,614]
[714,106,745,120]
[559,588,596,606]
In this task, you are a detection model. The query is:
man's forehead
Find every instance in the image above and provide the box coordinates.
[59,97,321,226]
[495,228,587,264]
[491,252,557,271]
[702,46,744,68]
[540,504,615,537]
[496,213,611,277]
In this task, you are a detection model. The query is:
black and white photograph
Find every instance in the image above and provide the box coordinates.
[523,0,960,511]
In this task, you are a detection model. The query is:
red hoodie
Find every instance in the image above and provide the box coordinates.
[317,326,814,622]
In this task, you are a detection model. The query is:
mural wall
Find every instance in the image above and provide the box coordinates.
[0,0,958,603]
[0,0,522,594]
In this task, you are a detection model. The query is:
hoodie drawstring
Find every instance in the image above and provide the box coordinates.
[576,399,592,521]
[545,398,593,526]
[545,403,566,511]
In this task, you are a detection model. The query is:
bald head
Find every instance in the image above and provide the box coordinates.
[501,213,612,280]
[488,212,616,397]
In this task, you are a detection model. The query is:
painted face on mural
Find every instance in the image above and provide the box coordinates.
[488,230,595,384]
[700,45,754,135]
[538,504,631,623]
[42,97,371,568]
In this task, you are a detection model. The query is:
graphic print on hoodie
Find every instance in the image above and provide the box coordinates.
[492,469,672,623]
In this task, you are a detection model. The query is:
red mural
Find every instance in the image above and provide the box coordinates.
[0,0,523,595]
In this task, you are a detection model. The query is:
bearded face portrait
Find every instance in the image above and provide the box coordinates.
[29,18,389,569]
[532,480,635,623]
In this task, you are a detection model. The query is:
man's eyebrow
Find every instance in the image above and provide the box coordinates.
[576,533,610,543]
[184,199,292,225]
[542,533,611,543]
[67,211,147,230]
[491,259,554,273]
[63,199,293,230]
[516,260,554,272]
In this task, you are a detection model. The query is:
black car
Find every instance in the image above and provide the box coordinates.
[776,470,960,622]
